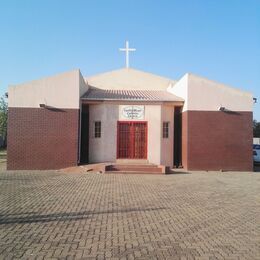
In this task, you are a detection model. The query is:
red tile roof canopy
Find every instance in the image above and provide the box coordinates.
[81,88,184,102]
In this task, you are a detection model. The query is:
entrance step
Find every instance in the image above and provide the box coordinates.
[105,164,165,174]
[116,159,148,164]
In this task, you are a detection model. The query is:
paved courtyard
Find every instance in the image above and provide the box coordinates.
[0,170,259,260]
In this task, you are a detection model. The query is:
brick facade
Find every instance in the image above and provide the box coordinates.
[7,107,253,171]
[7,107,79,170]
[182,111,253,171]
[181,111,188,169]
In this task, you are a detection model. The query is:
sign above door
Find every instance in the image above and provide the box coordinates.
[120,105,145,120]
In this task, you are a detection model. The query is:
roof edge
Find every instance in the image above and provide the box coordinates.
[9,68,82,89]
[84,67,176,83]
[187,73,252,97]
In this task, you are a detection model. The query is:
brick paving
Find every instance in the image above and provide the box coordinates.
[0,170,259,260]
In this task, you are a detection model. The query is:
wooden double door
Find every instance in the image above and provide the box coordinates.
[117,121,147,159]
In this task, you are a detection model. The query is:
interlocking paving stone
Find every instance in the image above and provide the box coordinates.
[0,170,259,259]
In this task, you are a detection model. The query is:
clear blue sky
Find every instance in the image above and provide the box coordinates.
[1,0,259,119]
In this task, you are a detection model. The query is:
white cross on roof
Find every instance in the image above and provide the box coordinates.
[119,40,136,68]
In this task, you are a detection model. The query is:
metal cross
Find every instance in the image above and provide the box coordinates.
[119,41,136,68]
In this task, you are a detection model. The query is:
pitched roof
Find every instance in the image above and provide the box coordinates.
[85,68,175,91]
[81,88,183,102]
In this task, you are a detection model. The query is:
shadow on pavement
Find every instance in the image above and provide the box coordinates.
[167,168,191,174]
[254,165,260,172]
[0,206,168,225]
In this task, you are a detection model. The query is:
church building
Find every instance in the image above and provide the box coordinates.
[7,44,254,172]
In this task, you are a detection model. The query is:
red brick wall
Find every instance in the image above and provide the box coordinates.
[182,111,253,171]
[181,111,188,169]
[7,107,79,170]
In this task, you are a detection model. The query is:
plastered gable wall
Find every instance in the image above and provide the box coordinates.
[167,74,188,110]
[168,73,253,112]
[88,103,162,165]
[86,68,174,90]
[79,72,89,98]
[9,69,86,109]
[187,74,253,112]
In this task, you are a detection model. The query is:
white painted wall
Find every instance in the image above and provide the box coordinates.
[187,74,253,112]
[253,138,260,145]
[88,103,162,165]
[167,74,188,111]
[9,69,88,109]
[79,72,89,98]
[145,105,161,165]
[160,105,174,166]
[89,104,118,163]
[168,73,253,112]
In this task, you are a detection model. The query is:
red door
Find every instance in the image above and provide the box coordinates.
[117,121,147,159]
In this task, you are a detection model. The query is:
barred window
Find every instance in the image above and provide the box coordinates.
[163,122,169,138]
[94,121,101,138]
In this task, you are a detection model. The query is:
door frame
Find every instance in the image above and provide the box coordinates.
[117,121,148,159]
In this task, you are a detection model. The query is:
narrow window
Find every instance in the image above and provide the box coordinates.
[163,122,169,138]
[94,121,101,138]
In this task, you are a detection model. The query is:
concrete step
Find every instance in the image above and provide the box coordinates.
[105,164,164,174]
[116,159,148,164]
[105,171,165,175]
[110,167,162,173]
[112,164,157,168]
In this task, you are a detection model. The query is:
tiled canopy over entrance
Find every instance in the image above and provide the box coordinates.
[82,89,183,102]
